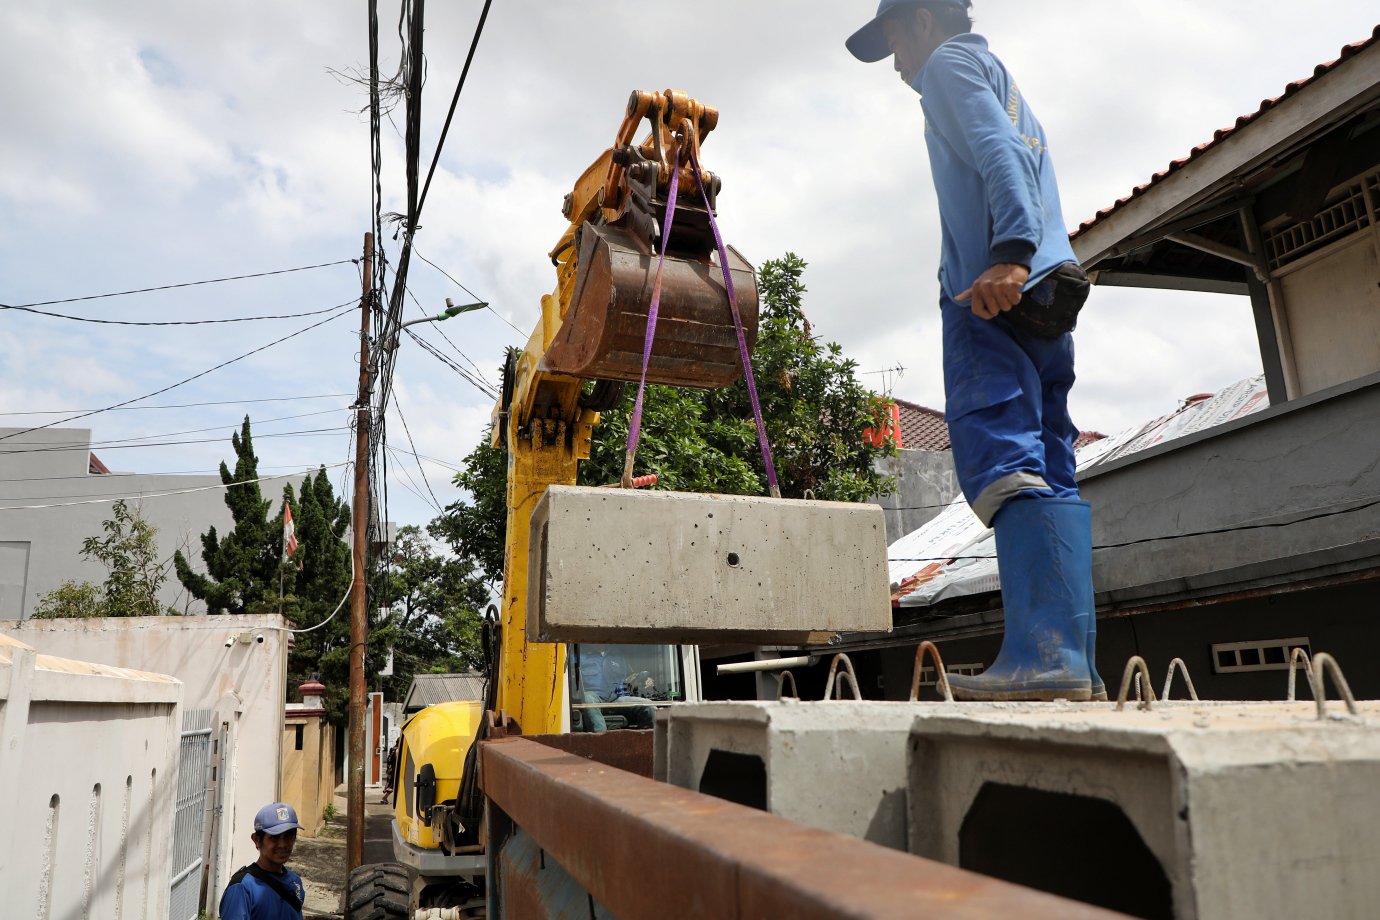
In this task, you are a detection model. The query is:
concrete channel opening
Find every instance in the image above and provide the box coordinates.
[697,750,767,811]
[959,783,1173,920]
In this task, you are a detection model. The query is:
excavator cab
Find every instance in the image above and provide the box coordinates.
[568,643,701,732]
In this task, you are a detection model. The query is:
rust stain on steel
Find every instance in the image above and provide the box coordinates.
[480,737,1131,920]
[529,730,655,778]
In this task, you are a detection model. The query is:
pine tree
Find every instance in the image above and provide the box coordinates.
[279,468,355,724]
[174,416,282,615]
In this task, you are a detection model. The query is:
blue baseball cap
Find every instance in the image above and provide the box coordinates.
[254,802,303,836]
[846,0,971,63]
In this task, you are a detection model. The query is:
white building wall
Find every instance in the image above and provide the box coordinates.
[0,615,290,908]
[0,635,181,920]
[0,426,305,618]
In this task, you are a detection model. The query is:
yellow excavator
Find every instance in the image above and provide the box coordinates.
[347,88,760,919]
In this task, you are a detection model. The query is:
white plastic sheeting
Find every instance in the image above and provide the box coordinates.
[888,375,1269,607]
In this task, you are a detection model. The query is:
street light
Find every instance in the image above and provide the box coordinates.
[382,298,487,352]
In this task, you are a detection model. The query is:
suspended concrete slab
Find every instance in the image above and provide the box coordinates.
[528,486,891,644]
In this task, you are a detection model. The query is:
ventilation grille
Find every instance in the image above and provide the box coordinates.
[1263,175,1376,271]
[1212,637,1310,673]
[915,662,984,686]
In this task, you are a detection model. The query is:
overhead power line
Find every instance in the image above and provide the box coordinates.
[2,300,352,326]
[0,463,349,512]
[403,327,499,399]
[0,303,357,444]
[0,393,353,417]
[0,427,348,456]
[412,246,525,337]
[1,259,356,309]
[415,0,494,221]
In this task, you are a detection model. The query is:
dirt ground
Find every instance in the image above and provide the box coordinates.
[290,786,396,918]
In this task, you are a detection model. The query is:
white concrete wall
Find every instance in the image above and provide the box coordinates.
[0,635,181,920]
[0,615,289,902]
[0,426,305,618]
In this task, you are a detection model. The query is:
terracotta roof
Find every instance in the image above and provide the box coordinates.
[893,398,1104,451]
[1071,25,1380,241]
[894,399,951,450]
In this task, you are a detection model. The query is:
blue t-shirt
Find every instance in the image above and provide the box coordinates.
[218,866,305,920]
[914,34,1077,301]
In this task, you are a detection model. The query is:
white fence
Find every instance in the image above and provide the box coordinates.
[169,709,214,920]
[0,636,181,919]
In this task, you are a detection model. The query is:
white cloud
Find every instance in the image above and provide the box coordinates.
[2,0,1375,527]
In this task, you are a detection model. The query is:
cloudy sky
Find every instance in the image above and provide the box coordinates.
[2,1,1377,531]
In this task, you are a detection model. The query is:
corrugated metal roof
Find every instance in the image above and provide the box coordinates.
[403,672,486,713]
[1071,24,1380,241]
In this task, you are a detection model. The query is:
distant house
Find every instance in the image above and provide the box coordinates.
[0,427,268,618]
[402,671,487,715]
[870,399,1104,542]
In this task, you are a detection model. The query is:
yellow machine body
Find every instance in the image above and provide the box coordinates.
[393,700,484,848]
[493,88,750,735]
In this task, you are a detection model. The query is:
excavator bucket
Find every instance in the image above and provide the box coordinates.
[540,88,759,390]
[542,221,758,389]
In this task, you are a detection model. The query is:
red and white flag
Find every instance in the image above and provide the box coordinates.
[283,504,299,563]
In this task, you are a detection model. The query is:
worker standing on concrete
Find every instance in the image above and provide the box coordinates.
[220,802,307,920]
[847,0,1103,700]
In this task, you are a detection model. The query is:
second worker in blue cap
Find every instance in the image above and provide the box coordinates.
[848,1,1104,701]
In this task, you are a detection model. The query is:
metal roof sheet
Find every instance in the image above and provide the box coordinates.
[403,671,486,712]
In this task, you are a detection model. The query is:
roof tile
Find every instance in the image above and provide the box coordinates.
[1071,25,1380,241]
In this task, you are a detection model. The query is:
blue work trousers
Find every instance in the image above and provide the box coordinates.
[941,296,1079,526]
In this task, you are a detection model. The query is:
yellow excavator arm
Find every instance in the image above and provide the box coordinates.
[490,88,758,734]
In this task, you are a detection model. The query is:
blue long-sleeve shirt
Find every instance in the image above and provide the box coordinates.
[219,867,305,920]
[914,34,1077,301]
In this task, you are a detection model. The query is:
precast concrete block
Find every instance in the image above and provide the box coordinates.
[906,700,1380,920]
[655,700,970,850]
[528,485,891,643]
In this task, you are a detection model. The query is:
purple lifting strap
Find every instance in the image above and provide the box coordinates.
[621,141,683,487]
[689,144,780,498]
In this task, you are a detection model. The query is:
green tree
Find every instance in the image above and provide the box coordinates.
[370,525,489,701]
[32,500,173,618]
[434,253,897,578]
[32,580,106,619]
[278,468,356,724]
[429,432,508,587]
[173,417,280,615]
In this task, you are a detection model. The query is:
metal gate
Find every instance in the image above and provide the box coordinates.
[168,709,213,920]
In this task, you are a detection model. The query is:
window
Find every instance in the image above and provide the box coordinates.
[403,744,415,818]
[1212,637,1310,673]
[569,644,686,732]
[294,724,304,751]
[915,663,985,686]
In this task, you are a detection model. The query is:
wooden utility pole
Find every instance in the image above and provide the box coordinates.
[347,231,373,875]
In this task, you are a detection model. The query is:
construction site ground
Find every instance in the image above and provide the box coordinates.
[291,785,394,918]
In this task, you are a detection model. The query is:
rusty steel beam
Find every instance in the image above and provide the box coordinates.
[479,737,1130,920]
[529,730,654,778]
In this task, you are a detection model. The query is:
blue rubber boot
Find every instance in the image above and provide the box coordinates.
[948,497,1094,701]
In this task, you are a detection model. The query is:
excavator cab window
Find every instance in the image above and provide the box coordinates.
[569,644,684,732]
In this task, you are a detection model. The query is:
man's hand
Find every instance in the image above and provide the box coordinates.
[956,264,1030,319]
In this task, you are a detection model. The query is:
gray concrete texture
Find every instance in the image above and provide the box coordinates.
[870,449,960,543]
[659,696,1380,920]
[528,485,892,644]
[0,427,304,618]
